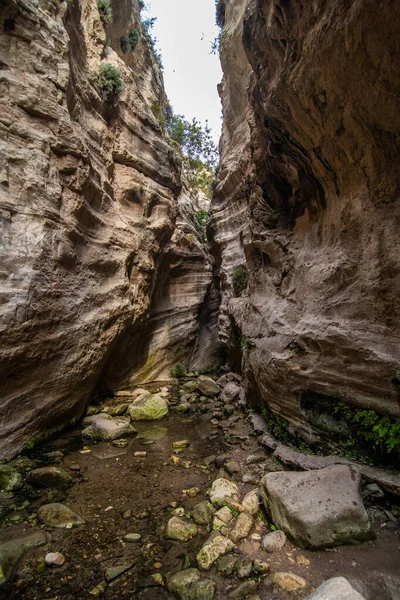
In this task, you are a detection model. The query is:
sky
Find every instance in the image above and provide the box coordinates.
[143,0,223,144]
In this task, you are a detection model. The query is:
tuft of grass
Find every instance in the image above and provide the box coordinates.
[170,364,186,378]
[232,265,248,296]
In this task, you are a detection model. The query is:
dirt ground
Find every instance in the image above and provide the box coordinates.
[1,381,399,600]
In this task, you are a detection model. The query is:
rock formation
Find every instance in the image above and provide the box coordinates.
[212,0,400,445]
[0,0,217,459]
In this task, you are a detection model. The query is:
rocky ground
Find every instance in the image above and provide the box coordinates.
[0,374,399,600]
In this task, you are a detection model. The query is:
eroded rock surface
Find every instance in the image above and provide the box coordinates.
[0,0,217,459]
[212,0,400,445]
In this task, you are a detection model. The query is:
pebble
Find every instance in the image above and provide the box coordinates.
[153,562,162,569]
[170,455,180,465]
[134,451,147,458]
[122,509,132,519]
[296,555,310,566]
[172,440,190,450]
[185,487,200,498]
[211,419,219,426]
[69,464,80,472]
[45,552,65,567]
[124,533,142,542]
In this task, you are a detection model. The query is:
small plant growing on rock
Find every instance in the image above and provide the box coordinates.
[171,364,186,378]
[98,63,122,100]
[232,265,248,296]
[97,0,112,25]
[121,29,140,54]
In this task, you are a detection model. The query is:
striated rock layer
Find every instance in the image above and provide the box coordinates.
[0,0,217,459]
[212,0,400,443]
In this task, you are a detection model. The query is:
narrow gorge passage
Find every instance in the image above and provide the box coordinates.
[0,1,399,599]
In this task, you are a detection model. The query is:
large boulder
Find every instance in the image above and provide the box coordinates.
[304,577,366,599]
[220,382,241,403]
[197,376,219,397]
[260,465,373,549]
[81,414,136,441]
[128,393,168,421]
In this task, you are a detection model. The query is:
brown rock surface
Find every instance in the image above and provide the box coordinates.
[212,0,400,442]
[0,0,216,459]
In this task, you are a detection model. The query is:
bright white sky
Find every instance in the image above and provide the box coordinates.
[143,0,223,144]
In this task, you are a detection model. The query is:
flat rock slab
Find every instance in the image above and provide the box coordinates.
[260,465,373,549]
[81,414,136,441]
[128,394,168,421]
[0,531,48,586]
[168,568,215,600]
[304,577,366,599]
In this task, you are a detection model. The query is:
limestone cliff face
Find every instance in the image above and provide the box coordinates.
[212,0,400,442]
[0,0,214,459]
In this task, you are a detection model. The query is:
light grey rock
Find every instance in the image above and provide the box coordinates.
[260,465,373,549]
[81,414,136,441]
[27,466,74,490]
[304,577,366,600]
[260,433,278,451]
[128,394,168,421]
[261,530,286,552]
[209,478,239,507]
[242,489,260,516]
[107,404,128,417]
[37,503,86,528]
[220,382,242,403]
[166,517,198,541]
[224,460,240,475]
[197,376,219,397]
[214,506,234,524]
[217,554,237,576]
[197,532,235,570]
[236,558,253,578]
[0,531,49,586]
[44,552,65,567]
[124,533,141,542]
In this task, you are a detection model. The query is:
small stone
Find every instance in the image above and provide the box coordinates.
[211,419,219,426]
[262,530,286,553]
[214,506,233,524]
[296,555,310,566]
[229,512,254,543]
[236,559,253,580]
[168,568,215,599]
[112,439,129,448]
[45,552,65,567]
[170,455,181,465]
[253,559,270,573]
[185,487,200,498]
[129,393,168,421]
[153,562,162,569]
[217,554,237,576]
[151,573,163,585]
[242,474,259,485]
[105,564,133,582]
[224,460,240,475]
[134,451,147,458]
[303,576,366,599]
[37,503,85,528]
[182,461,192,469]
[172,507,185,517]
[124,533,142,542]
[108,404,128,417]
[172,440,190,450]
[89,582,107,596]
[272,572,306,591]
[69,464,81,472]
[122,510,132,519]
[166,517,198,541]
[245,454,265,465]
[193,501,213,526]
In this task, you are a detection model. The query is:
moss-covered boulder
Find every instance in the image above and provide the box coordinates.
[128,393,168,421]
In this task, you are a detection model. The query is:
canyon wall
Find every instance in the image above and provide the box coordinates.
[0,0,216,459]
[212,0,400,444]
